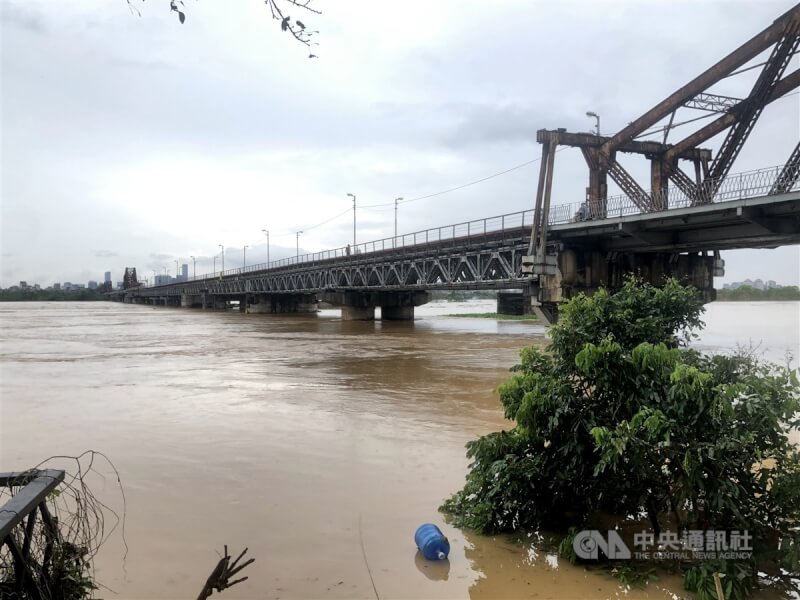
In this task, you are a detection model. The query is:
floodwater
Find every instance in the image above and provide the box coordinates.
[0,299,798,600]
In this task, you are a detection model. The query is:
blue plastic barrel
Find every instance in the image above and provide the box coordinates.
[415,523,450,560]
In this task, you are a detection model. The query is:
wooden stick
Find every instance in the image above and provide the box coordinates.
[197,546,255,600]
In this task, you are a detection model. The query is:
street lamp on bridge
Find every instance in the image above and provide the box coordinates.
[586,111,600,136]
[189,256,196,280]
[296,231,303,260]
[218,245,224,275]
[243,245,248,270]
[261,229,270,266]
[394,197,403,240]
[347,192,356,247]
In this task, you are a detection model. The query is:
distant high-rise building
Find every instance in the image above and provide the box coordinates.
[181,263,189,281]
[19,281,28,289]
[88,280,98,290]
[104,271,112,283]
[53,283,61,290]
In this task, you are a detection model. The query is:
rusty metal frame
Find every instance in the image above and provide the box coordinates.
[528,4,800,269]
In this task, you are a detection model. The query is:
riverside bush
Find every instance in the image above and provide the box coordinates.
[441,278,800,596]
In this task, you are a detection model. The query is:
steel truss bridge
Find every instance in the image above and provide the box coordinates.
[112,5,800,321]
[114,165,800,301]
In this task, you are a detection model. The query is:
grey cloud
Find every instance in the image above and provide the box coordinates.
[149,252,173,261]
[1,3,46,33]
[94,249,118,258]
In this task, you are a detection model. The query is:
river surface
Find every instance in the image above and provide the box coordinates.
[0,300,798,599]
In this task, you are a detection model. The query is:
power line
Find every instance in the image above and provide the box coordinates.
[293,153,548,232]
[398,155,544,205]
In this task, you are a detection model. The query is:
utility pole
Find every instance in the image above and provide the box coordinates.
[243,245,248,270]
[261,229,270,266]
[190,256,196,279]
[347,193,356,247]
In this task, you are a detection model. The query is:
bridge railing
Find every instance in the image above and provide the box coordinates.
[154,164,794,287]
[191,210,535,282]
[550,164,798,223]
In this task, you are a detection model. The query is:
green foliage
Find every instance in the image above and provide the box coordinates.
[717,285,800,302]
[441,277,800,595]
[0,289,106,302]
[611,563,658,587]
[49,541,98,599]
[684,560,754,600]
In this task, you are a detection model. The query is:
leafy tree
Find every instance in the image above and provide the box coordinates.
[441,278,800,597]
[127,0,321,55]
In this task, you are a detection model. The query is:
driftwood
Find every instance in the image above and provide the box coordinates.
[197,545,255,600]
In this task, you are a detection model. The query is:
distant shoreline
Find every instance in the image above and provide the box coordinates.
[446,312,538,321]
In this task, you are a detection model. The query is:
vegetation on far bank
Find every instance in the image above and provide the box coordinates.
[0,289,107,302]
[446,312,537,321]
[441,278,800,598]
[430,290,497,301]
[717,285,800,301]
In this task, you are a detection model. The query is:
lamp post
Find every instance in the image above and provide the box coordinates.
[394,197,403,240]
[296,231,303,260]
[190,256,196,280]
[243,245,248,270]
[347,193,356,247]
[213,256,217,277]
[261,229,270,266]
[218,245,224,275]
[152,270,157,286]
[175,259,179,278]
[586,111,600,136]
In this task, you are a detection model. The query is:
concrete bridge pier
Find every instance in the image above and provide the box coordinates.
[181,294,203,308]
[321,291,430,321]
[246,293,318,314]
[530,249,722,324]
[497,291,533,316]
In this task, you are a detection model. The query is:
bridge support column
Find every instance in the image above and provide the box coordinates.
[379,291,429,321]
[181,294,203,308]
[381,305,415,320]
[246,294,318,314]
[497,291,532,316]
[342,305,376,321]
[320,291,429,321]
[529,248,721,324]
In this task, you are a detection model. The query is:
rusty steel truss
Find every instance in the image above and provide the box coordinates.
[529,4,800,268]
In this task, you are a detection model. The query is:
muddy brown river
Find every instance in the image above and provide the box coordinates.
[1,300,798,599]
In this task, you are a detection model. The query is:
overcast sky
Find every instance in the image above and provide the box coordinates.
[1,0,799,286]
